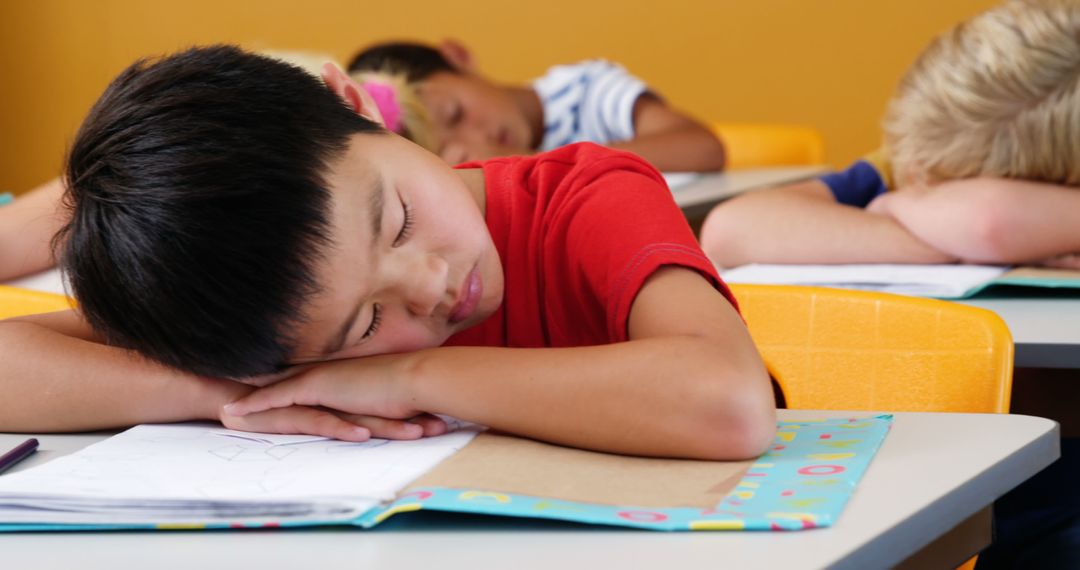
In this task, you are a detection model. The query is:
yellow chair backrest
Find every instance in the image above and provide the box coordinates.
[0,285,73,319]
[713,123,826,169]
[730,284,1013,413]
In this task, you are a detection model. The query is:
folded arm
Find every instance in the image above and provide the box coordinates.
[442,96,725,173]
[608,95,726,172]
[0,310,438,439]
[227,267,777,460]
[0,178,67,281]
[699,179,957,268]
[870,178,1080,264]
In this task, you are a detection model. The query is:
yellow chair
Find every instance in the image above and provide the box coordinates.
[713,123,826,169]
[0,284,72,319]
[730,284,1013,413]
[731,284,1011,570]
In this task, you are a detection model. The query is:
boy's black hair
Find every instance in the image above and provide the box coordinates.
[58,45,382,378]
[346,41,455,81]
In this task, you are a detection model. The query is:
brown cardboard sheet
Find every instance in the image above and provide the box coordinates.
[1003,267,1080,281]
[406,432,752,508]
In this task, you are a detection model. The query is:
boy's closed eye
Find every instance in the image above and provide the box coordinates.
[443,101,464,127]
[393,196,415,247]
[326,190,417,357]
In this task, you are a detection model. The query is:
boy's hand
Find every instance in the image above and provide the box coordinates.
[219,404,447,442]
[219,404,372,442]
[222,354,441,436]
[217,357,446,441]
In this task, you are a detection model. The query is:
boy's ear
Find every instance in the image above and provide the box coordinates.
[319,63,385,127]
[437,39,476,73]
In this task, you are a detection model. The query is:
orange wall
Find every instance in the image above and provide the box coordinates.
[0,0,999,193]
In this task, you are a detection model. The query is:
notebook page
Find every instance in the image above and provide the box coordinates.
[722,263,1008,298]
[0,423,477,524]
[4,267,67,295]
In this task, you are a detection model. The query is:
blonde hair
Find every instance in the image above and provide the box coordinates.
[260,50,438,152]
[883,0,1080,187]
[260,49,340,78]
[348,69,438,152]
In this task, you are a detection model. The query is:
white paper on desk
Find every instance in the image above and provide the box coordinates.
[4,267,67,296]
[0,423,478,524]
[722,263,1009,298]
[662,172,701,190]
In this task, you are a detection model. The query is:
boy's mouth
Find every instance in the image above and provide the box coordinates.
[449,265,483,324]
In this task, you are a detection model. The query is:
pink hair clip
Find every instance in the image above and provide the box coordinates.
[360,81,402,134]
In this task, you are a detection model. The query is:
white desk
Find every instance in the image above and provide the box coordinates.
[960,296,1080,369]
[0,410,1058,570]
[3,267,67,296]
[671,166,826,212]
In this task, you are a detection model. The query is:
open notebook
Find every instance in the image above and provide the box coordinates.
[723,264,1080,299]
[0,416,891,532]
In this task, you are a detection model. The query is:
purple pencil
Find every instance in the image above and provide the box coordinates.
[0,438,38,475]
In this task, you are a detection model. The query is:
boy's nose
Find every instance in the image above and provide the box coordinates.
[400,253,449,318]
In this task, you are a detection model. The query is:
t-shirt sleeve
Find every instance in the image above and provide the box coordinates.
[583,61,648,143]
[551,153,735,343]
[534,60,648,149]
[819,159,889,207]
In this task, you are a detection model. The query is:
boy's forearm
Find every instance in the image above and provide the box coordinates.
[610,125,726,172]
[0,178,67,281]
[0,321,240,432]
[405,338,775,460]
[699,180,956,267]
[886,179,1080,264]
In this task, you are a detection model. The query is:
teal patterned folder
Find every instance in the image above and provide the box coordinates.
[0,415,892,532]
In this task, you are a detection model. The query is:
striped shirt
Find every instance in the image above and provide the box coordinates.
[532,60,649,152]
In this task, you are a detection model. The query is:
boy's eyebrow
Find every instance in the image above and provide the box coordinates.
[323,177,385,357]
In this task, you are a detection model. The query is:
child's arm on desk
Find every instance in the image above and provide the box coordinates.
[869,178,1080,265]
[0,178,67,281]
[227,267,777,460]
[0,310,440,439]
[440,96,724,172]
[607,95,726,173]
[699,179,957,267]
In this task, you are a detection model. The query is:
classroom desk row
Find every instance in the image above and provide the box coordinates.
[0,410,1059,569]
[960,296,1080,369]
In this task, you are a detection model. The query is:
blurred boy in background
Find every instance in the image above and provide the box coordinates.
[700,0,1080,270]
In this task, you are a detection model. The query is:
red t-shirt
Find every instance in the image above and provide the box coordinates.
[445,143,734,348]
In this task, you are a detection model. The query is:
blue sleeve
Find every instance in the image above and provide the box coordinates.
[819,160,888,208]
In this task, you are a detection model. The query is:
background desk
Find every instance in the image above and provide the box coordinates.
[671,166,825,222]
[0,410,1058,570]
[960,296,1080,369]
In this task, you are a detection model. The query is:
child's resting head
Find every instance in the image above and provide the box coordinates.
[348,40,538,158]
[883,0,1080,187]
[58,45,502,378]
